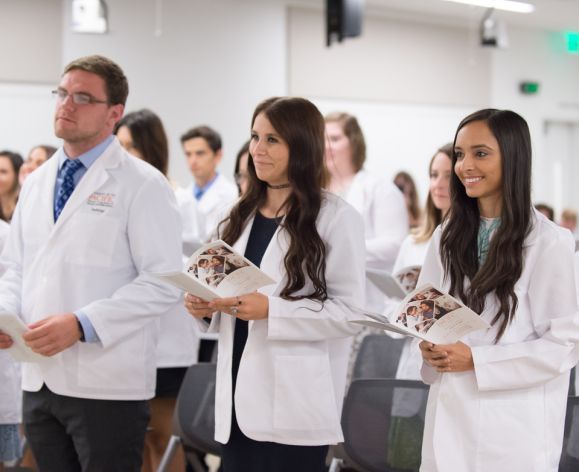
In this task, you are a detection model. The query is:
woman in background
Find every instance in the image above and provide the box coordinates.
[234,141,250,196]
[115,109,199,472]
[419,109,579,471]
[185,97,365,472]
[324,112,408,312]
[0,151,23,223]
[19,145,56,184]
[394,171,422,228]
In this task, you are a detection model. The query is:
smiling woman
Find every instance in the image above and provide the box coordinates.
[417,109,579,472]
[184,97,366,472]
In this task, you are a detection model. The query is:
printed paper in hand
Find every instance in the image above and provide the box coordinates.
[152,240,277,301]
[366,265,422,299]
[0,313,46,363]
[351,284,490,344]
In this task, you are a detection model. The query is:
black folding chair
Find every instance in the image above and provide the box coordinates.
[157,363,221,472]
[341,378,429,472]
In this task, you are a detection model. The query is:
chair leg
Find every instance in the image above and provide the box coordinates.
[156,435,181,472]
[328,457,344,472]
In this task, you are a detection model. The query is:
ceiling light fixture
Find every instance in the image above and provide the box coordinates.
[440,0,535,14]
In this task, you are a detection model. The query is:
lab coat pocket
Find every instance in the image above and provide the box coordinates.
[477,388,545,470]
[76,331,148,393]
[65,214,121,268]
[273,355,339,431]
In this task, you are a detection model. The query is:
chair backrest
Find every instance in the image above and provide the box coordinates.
[342,378,429,472]
[352,334,406,381]
[174,362,222,456]
[560,395,579,471]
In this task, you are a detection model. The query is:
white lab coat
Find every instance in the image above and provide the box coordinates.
[419,210,579,472]
[345,170,408,312]
[392,235,429,381]
[187,173,238,244]
[152,187,200,369]
[198,192,366,446]
[0,219,21,424]
[0,138,183,401]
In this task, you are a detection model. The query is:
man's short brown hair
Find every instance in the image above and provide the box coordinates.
[63,55,129,106]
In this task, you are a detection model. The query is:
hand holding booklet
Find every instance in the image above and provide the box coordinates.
[0,313,46,363]
[152,240,277,301]
[351,284,490,344]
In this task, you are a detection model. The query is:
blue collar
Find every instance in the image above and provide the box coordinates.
[59,135,114,171]
[193,173,219,200]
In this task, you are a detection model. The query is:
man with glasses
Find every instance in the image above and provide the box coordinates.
[0,55,182,471]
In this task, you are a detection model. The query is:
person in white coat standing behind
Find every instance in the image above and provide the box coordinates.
[324,112,408,312]
[418,109,579,472]
[181,125,238,245]
[393,143,452,381]
[0,219,21,472]
[0,55,182,472]
[115,108,198,472]
[185,97,365,472]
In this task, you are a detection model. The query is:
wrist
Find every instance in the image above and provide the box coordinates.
[76,317,85,342]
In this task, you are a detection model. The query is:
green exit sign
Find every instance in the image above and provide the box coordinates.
[566,32,579,54]
[520,81,539,95]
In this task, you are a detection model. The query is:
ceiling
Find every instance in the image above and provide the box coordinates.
[290,0,579,31]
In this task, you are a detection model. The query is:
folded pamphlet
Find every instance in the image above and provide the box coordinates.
[366,265,422,299]
[152,240,277,301]
[0,313,46,363]
[351,284,490,344]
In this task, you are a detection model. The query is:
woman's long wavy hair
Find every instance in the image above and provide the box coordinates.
[440,109,532,341]
[219,97,328,302]
[414,143,453,244]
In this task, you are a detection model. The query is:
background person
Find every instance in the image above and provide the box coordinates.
[185,97,365,472]
[394,170,422,228]
[115,108,199,472]
[0,151,23,223]
[19,145,57,184]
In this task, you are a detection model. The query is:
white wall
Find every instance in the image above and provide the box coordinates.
[61,0,287,186]
[0,0,62,83]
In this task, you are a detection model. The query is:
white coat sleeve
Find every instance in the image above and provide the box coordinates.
[267,203,366,342]
[0,200,25,317]
[417,230,443,384]
[365,183,408,268]
[472,231,579,391]
[80,176,184,348]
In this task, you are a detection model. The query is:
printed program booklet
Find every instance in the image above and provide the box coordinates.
[366,265,422,299]
[0,313,46,363]
[351,284,490,344]
[152,240,277,301]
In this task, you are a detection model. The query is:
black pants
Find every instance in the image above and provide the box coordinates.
[221,411,329,472]
[23,385,149,472]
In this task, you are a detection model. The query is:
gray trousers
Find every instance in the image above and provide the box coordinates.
[23,385,149,472]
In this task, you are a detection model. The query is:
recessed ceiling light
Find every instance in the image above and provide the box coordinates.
[440,0,535,14]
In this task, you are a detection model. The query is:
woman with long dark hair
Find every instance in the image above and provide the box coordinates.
[418,109,579,471]
[115,109,198,472]
[185,97,365,472]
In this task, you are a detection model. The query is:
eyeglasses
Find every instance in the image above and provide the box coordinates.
[51,88,108,106]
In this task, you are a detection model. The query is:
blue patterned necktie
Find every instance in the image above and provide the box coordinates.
[54,158,84,221]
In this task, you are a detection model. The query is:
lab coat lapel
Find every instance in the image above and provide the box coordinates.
[52,140,121,231]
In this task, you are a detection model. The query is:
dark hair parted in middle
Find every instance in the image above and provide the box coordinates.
[440,109,533,341]
[114,109,169,176]
[219,97,328,302]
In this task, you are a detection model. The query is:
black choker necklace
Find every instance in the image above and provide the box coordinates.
[267,182,291,189]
